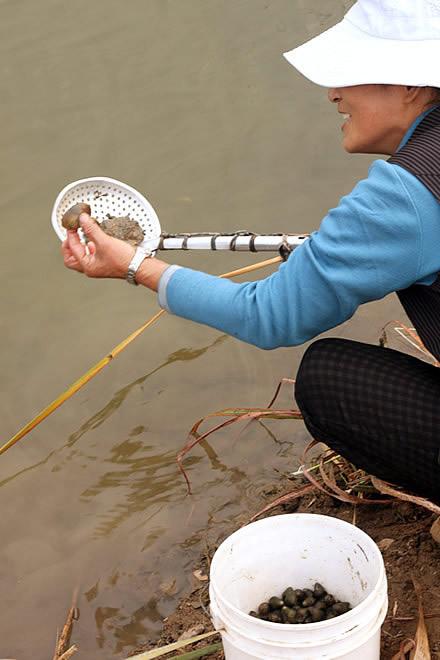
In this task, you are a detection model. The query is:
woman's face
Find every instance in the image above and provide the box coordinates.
[328,84,419,155]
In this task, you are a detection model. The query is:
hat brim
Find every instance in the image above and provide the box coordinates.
[284,18,440,88]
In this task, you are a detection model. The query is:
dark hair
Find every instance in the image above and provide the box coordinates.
[425,87,440,107]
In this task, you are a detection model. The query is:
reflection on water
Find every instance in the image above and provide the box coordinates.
[80,435,180,540]
[95,599,164,653]
[66,335,228,447]
[1,336,227,492]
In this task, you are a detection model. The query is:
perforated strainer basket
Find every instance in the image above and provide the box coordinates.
[51,176,162,252]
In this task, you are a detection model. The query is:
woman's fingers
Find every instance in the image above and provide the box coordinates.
[79,214,104,244]
[87,241,97,257]
[62,214,135,279]
[61,238,83,272]
[67,228,87,262]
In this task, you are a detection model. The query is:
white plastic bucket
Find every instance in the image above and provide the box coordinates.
[209,514,388,659]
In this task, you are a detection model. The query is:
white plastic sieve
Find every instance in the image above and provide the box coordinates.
[51,176,161,253]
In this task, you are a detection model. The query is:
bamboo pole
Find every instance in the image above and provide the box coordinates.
[0,256,281,456]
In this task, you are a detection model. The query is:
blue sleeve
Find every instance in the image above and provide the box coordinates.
[159,160,434,350]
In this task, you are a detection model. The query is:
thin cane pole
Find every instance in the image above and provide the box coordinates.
[0,256,282,456]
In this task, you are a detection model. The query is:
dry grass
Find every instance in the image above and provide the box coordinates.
[52,590,79,660]
[177,323,440,517]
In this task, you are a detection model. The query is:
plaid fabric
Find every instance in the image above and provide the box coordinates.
[295,338,440,503]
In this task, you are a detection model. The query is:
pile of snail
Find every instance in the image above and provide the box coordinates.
[61,203,145,247]
[249,583,351,624]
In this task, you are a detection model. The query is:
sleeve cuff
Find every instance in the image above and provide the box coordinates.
[157,264,182,312]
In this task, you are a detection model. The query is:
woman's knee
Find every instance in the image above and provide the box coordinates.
[295,338,349,409]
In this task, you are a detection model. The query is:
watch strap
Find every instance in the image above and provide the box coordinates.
[126,246,151,285]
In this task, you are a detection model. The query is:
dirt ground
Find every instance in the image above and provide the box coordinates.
[129,491,440,659]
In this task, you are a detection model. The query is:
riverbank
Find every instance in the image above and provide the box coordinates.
[129,488,440,659]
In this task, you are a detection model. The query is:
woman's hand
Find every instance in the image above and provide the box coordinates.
[62,213,135,279]
[61,213,170,290]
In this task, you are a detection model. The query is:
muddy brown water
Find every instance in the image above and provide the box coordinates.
[0,1,410,657]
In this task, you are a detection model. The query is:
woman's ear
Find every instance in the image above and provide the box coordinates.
[403,85,431,106]
[405,85,419,98]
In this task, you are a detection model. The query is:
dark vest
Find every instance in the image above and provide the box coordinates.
[388,106,440,360]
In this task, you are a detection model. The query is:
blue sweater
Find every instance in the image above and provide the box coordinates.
[157,109,440,350]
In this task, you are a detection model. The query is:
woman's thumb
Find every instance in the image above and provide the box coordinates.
[79,213,103,241]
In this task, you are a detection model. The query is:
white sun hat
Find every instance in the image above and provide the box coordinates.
[284,0,440,88]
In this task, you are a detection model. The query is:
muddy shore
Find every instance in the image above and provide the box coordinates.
[129,488,440,659]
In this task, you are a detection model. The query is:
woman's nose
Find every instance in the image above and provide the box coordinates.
[328,88,342,103]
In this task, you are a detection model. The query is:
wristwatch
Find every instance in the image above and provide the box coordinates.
[126,246,152,285]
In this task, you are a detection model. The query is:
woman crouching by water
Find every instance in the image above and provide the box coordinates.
[63,0,440,505]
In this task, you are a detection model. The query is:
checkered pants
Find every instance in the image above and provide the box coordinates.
[295,339,440,504]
